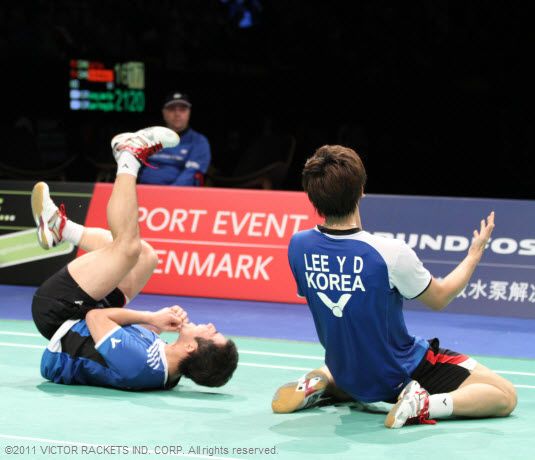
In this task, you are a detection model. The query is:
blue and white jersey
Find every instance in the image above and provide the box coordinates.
[139,127,211,186]
[41,319,168,390]
[288,227,432,402]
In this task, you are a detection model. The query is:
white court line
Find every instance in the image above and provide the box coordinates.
[6,332,535,373]
[1,341,534,381]
[0,434,240,460]
[145,237,287,250]
[239,350,322,360]
[0,342,43,349]
[240,362,311,371]
[0,342,311,372]
[493,370,535,377]
[0,331,324,359]
[514,385,535,389]
[0,331,41,337]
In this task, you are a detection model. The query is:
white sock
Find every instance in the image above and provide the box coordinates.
[428,393,454,418]
[62,220,84,246]
[116,152,140,177]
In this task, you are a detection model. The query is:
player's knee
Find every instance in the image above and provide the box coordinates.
[498,381,517,417]
[116,238,142,261]
[141,241,158,271]
[491,381,517,417]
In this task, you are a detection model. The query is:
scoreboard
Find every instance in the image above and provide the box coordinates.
[69,60,145,112]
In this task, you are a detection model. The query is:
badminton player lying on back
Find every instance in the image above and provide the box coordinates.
[31,127,238,391]
[272,145,516,428]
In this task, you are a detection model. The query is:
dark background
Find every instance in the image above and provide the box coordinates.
[1,0,533,198]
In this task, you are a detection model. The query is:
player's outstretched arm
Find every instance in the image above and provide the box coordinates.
[417,211,495,311]
[86,307,185,344]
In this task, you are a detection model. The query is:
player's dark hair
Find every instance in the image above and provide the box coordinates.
[302,145,367,219]
[179,338,239,387]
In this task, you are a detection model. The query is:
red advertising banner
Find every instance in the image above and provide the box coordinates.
[84,184,320,303]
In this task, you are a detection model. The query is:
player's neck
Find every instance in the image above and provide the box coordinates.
[164,343,185,374]
[323,209,362,230]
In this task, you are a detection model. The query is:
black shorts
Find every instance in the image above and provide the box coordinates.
[32,266,126,340]
[410,338,477,394]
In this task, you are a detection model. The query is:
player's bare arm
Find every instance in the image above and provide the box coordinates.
[417,211,495,311]
[86,307,185,344]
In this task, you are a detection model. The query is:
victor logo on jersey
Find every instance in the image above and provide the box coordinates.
[316,292,352,317]
[111,338,122,349]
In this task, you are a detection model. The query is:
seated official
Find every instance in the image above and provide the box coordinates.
[139,92,211,186]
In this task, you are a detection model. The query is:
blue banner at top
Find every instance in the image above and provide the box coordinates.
[361,195,535,318]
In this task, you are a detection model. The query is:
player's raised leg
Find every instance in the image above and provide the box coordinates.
[62,127,179,301]
[31,182,159,301]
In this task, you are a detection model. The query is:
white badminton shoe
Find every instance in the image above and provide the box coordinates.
[272,369,330,413]
[31,182,67,250]
[384,380,436,428]
[111,126,180,166]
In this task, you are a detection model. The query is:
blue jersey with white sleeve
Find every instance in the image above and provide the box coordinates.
[40,319,169,390]
[288,227,432,403]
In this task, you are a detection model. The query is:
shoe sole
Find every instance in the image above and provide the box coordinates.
[31,182,52,250]
[384,398,409,428]
[139,126,180,148]
[271,371,329,413]
[111,127,179,161]
[384,381,420,429]
[272,382,308,413]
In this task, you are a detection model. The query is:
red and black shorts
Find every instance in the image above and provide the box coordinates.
[410,338,477,394]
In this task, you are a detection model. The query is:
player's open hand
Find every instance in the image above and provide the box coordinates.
[468,211,495,259]
[151,307,187,332]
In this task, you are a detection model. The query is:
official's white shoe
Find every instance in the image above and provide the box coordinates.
[384,380,436,428]
[111,126,180,165]
[31,182,67,249]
